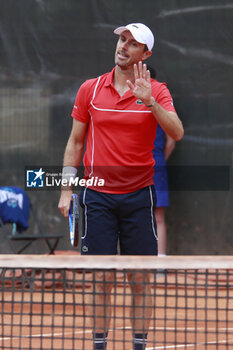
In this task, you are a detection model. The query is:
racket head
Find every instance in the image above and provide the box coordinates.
[69,194,79,247]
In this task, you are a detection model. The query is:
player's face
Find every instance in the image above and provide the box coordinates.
[115,31,150,69]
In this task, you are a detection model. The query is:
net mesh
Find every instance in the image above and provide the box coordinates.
[1,255,233,349]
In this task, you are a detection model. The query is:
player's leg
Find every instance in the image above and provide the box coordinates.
[91,270,114,350]
[127,271,152,350]
[155,207,167,255]
[118,185,157,349]
[79,188,118,349]
[154,164,169,256]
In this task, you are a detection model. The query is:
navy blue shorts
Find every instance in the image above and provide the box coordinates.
[79,186,157,255]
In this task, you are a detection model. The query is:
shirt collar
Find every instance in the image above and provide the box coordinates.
[104,67,134,101]
[104,67,116,87]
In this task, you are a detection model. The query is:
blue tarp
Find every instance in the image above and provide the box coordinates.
[0,187,30,232]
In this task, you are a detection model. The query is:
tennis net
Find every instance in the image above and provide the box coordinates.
[1,255,233,349]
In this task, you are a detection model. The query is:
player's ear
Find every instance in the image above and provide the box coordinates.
[142,50,152,61]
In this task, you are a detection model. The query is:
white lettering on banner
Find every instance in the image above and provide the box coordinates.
[45,177,105,187]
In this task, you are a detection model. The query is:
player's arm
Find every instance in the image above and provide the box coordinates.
[58,119,88,218]
[145,101,183,141]
[164,134,176,161]
[127,61,184,141]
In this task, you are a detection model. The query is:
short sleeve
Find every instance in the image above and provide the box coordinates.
[153,82,176,113]
[71,80,92,123]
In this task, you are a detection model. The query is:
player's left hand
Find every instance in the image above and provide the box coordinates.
[127,61,152,105]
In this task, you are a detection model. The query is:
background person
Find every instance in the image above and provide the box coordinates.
[148,66,176,256]
[153,125,175,256]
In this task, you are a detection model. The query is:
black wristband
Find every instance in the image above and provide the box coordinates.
[146,98,157,108]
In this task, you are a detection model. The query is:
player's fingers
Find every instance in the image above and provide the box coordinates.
[133,63,139,80]
[138,61,143,78]
[58,205,68,218]
[58,190,73,217]
[63,206,70,218]
[142,63,147,79]
[146,69,151,82]
[126,79,134,90]
[58,200,71,218]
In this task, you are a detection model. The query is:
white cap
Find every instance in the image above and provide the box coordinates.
[114,23,154,51]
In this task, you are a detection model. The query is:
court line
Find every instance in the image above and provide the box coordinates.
[150,326,233,331]
[0,329,92,341]
[147,338,233,350]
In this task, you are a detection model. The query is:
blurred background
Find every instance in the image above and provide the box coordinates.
[0,0,232,254]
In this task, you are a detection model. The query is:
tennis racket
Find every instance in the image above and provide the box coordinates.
[69,194,80,247]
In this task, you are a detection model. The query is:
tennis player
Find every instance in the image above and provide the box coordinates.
[59,23,184,350]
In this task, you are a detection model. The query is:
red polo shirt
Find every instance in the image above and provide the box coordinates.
[71,67,176,193]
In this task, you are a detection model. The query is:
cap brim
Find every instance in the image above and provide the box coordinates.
[113,26,128,35]
[113,26,145,45]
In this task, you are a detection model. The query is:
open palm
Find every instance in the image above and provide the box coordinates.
[127,61,152,104]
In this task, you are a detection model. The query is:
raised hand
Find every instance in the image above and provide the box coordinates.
[126,61,152,105]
